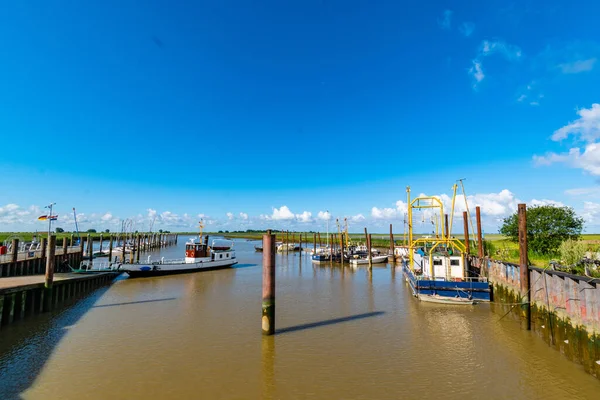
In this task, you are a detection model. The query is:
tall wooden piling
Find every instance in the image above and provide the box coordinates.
[121,234,126,263]
[262,231,276,336]
[389,224,394,258]
[43,235,56,312]
[518,203,531,330]
[10,238,19,277]
[444,214,449,239]
[108,235,113,262]
[136,234,141,263]
[364,228,371,266]
[313,233,316,254]
[99,234,103,255]
[87,234,93,269]
[463,211,470,254]
[476,206,483,258]
[368,234,373,267]
[338,232,344,266]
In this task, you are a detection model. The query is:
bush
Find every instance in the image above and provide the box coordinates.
[558,239,587,266]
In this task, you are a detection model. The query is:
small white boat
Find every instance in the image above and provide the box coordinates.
[417,294,475,305]
[121,235,237,278]
[349,255,389,265]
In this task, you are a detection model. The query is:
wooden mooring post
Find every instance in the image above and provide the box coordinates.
[43,235,56,312]
[108,235,113,262]
[10,238,19,277]
[444,214,449,239]
[87,234,93,269]
[389,224,394,261]
[262,230,276,336]
[476,206,483,258]
[518,203,531,330]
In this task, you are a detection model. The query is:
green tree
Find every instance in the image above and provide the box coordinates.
[105,229,110,233]
[55,227,65,233]
[86,229,97,233]
[559,239,587,266]
[500,205,584,254]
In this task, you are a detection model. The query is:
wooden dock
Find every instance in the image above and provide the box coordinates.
[0,272,121,330]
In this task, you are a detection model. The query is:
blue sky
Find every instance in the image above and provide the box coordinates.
[1,0,599,233]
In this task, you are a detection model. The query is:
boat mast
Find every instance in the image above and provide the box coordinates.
[72,207,81,244]
[457,178,476,251]
[407,187,413,272]
[198,219,204,243]
[326,210,329,248]
[45,202,55,240]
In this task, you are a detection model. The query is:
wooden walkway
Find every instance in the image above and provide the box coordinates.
[0,273,119,295]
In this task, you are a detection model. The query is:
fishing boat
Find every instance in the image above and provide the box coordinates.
[121,235,236,278]
[121,221,237,278]
[311,247,332,263]
[402,184,491,304]
[349,254,389,265]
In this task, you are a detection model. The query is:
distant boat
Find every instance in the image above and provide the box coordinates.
[417,294,476,305]
[254,245,263,252]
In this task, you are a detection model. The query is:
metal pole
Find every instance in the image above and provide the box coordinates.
[444,214,449,240]
[262,230,275,336]
[463,211,470,254]
[389,224,394,259]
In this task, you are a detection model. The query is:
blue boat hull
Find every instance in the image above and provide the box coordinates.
[402,263,491,301]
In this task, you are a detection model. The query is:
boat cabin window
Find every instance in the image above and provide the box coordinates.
[433,259,442,266]
[450,259,460,266]
[226,253,229,257]
[220,254,223,259]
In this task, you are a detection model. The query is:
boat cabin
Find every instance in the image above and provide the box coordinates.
[185,242,209,261]
[421,250,466,281]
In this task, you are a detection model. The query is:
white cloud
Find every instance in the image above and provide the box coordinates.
[469,60,485,87]
[147,208,157,219]
[558,58,596,74]
[565,187,600,196]
[459,22,475,37]
[438,10,452,30]
[317,211,331,221]
[551,103,600,142]
[295,211,312,223]
[350,214,365,223]
[271,206,295,221]
[226,212,234,220]
[582,202,600,224]
[101,212,114,222]
[534,143,600,176]
[480,40,522,59]
[517,94,527,102]
[530,199,566,207]
[371,207,398,219]
[239,212,248,220]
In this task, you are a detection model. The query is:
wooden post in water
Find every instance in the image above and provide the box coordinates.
[364,228,371,266]
[368,234,373,267]
[108,235,113,262]
[463,211,470,254]
[99,234,103,255]
[70,234,74,247]
[444,214,449,239]
[79,235,84,255]
[262,230,276,336]
[338,232,344,266]
[389,224,394,261]
[476,206,483,258]
[313,233,316,254]
[62,237,68,268]
[10,238,19,276]
[87,234,93,269]
[518,203,531,330]
[299,234,302,253]
[43,235,56,312]
[136,234,141,263]
[122,234,126,263]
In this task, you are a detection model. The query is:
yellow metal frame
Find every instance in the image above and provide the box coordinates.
[407,185,466,278]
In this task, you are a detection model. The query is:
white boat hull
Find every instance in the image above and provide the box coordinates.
[417,294,475,305]
[349,255,389,265]
[122,258,237,277]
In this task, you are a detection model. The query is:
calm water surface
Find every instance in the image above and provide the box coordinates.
[0,238,598,399]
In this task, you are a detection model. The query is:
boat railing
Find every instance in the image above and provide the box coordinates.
[412,274,488,283]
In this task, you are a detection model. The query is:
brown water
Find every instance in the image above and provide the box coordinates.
[0,238,598,399]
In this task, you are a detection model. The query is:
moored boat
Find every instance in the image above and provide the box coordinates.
[349,254,389,265]
[402,184,491,304]
[121,233,237,278]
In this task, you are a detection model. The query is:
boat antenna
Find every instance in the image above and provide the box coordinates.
[72,207,81,244]
[457,178,476,251]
